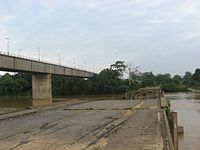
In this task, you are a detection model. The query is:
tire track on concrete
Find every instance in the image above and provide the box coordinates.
[72,100,144,150]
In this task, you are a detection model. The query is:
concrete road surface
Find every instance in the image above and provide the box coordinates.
[0,99,164,150]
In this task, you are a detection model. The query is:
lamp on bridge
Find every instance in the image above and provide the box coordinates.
[19,49,22,55]
[57,54,61,65]
[35,47,40,61]
[4,37,9,55]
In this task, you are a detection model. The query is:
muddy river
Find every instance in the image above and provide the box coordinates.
[166,93,200,150]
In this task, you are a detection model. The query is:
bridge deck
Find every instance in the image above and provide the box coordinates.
[104,99,164,150]
[0,99,166,150]
[0,53,94,78]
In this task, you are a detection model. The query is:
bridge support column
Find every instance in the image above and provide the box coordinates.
[32,74,52,106]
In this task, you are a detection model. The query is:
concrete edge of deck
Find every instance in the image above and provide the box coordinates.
[162,109,175,150]
[0,100,87,121]
[161,97,176,150]
[0,110,37,121]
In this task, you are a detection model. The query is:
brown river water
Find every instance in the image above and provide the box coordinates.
[166,93,200,150]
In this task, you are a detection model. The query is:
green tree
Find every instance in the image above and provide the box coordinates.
[110,61,127,78]
[183,72,193,86]
[155,73,172,85]
[173,75,182,85]
[140,72,155,87]
[91,68,128,94]
[192,68,200,82]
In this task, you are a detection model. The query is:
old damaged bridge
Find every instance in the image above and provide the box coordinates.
[0,54,174,149]
[0,98,173,150]
[0,53,94,106]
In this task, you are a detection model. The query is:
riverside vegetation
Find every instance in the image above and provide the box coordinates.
[0,61,200,96]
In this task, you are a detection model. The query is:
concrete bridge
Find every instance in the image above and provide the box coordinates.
[125,86,163,100]
[0,53,95,106]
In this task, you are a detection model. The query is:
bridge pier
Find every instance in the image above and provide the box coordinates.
[32,74,52,106]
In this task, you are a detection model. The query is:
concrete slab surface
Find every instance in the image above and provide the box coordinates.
[0,99,164,150]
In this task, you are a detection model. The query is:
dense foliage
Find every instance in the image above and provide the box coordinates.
[0,61,200,96]
[0,73,32,96]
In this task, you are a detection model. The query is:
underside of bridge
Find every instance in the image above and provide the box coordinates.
[32,74,52,106]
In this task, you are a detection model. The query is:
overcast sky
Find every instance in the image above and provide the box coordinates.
[0,0,200,75]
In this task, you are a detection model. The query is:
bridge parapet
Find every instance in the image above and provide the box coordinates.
[0,53,94,78]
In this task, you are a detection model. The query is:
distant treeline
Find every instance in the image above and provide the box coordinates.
[0,61,200,96]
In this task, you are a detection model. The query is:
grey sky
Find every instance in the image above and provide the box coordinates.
[0,0,200,75]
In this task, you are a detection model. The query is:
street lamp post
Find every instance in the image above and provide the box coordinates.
[73,58,76,68]
[36,47,40,61]
[57,54,61,65]
[5,38,9,55]
[41,55,45,61]
[84,62,87,71]
[19,49,22,55]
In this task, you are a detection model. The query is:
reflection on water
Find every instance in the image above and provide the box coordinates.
[0,96,32,114]
[166,93,200,150]
[0,96,32,108]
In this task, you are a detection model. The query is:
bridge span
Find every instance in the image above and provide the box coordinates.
[0,53,95,106]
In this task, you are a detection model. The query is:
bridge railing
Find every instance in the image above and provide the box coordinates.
[0,50,55,64]
[0,50,93,73]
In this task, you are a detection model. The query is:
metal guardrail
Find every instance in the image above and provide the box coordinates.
[0,50,60,65]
